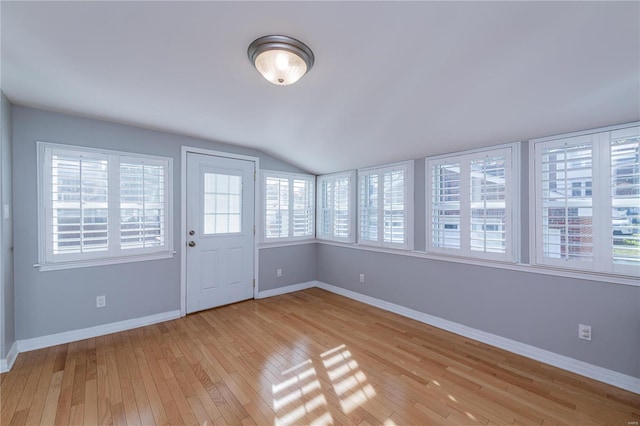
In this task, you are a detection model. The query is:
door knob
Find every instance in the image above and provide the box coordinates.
[188,241,196,247]
[189,230,195,236]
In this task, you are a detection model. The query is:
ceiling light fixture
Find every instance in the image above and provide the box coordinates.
[248,35,314,86]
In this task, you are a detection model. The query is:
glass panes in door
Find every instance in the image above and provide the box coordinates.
[204,173,242,234]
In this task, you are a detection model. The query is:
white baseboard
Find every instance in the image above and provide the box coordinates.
[256,281,316,299]
[4,282,639,395]
[16,310,181,354]
[314,281,640,394]
[0,341,19,373]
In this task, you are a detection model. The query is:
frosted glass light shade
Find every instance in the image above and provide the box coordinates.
[254,50,308,85]
[248,35,314,86]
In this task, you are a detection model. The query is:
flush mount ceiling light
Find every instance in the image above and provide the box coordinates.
[248,35,314,86]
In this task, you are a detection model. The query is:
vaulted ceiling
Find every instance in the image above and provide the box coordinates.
[2,1,639,174]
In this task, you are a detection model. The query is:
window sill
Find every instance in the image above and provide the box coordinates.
[316,240,640,287]
[35,251,175,271]
[258,239,316,249]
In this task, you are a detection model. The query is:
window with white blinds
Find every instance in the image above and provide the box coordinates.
[262,171,314,242]
[538,142,593,263]
[317,171,355,242]
[427,145,516,262]
[120,161,166,249]
[533,125,639,276]
[430,162,461,250]
[38,143,173,269]
[358,162,413,249]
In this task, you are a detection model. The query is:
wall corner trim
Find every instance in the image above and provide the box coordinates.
[313,281,640,394]
[15,310,181,355]
[0,342,19,373]
[256,281,316,299]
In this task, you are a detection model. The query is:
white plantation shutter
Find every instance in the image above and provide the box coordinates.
[262,171,314,242]
[359,171,379,243]
[610,134,640,268]
[430,162,461,250]
[358,162,412,249]
[470,156,508,254]
[120,160,166,250]
[293,178,314,237]
[333,176,351,240]
[39,143,172,268]
[540,142,593,263]
[317,171,354,242]
[318,179,331,237]
[50,150,109,257]
[427,146,515,261]
[533,125,639,276]
[264,176,289,238]
[384,169,405,244]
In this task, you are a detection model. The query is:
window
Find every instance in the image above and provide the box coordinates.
[427,145,518,262]
[358,161,413,250]
[262,171,315,242]
[317,171,356,243]
[38,143,173,269]
[532,124,639,276]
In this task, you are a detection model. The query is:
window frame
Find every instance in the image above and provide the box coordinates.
[37,142,174,271]
[357,161,414,250]
[316,170,356,243]
[426,143,520,263]
[260,170,315,243]
[530,123,640,277]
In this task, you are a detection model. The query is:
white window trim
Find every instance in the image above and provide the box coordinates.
[36,142,174,271]
[261,169,315,244]
[426,142,520,263]
[529,122,640,278]
[357,160,414,250]
[316,170,356,243]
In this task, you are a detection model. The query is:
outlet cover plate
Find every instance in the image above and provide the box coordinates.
[96,295,106,308]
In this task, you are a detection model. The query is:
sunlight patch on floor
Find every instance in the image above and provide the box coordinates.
[272,360,331,425]
[321,345,377,414]
[272,343,378,425]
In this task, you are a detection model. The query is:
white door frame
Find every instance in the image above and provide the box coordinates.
[180,146,260,317]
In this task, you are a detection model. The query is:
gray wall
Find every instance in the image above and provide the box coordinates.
[1,93,15,358]
[12,106,312,340]
[259,244,317,292]
[317,245,640,378]
[317,244,640,377]
[316,144,640,379]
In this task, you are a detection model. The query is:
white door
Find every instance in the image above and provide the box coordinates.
[186,152,255,313]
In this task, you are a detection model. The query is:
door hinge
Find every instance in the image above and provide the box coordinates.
[253,278,256,288]
[254,170,257,181]
[253,225,256,235]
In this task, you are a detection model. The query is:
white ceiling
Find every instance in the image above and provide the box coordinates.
[2,1,639,174]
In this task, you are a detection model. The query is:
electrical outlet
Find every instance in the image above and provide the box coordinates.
[359,273,365,283]
[96,295,106,308]
[578,324,591,341]
[276,268,282,277]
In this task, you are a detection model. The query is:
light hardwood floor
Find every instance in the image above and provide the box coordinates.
[1,288,638,425]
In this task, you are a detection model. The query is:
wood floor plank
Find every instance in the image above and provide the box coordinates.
[2,288,638,426]
[22,347,57,425]
[39,370,64,426]
[53,341,78,426]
